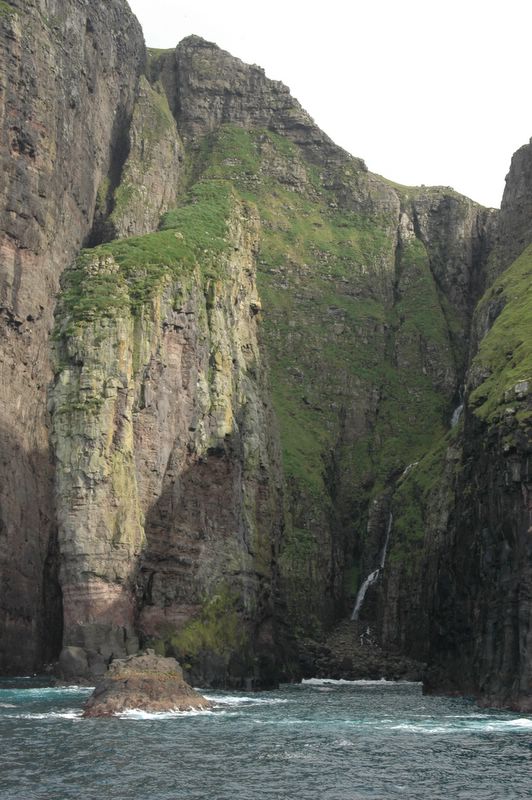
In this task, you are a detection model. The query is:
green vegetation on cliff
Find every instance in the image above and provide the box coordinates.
[55,108,481,642]
[52,95,478,646]
[469,244,532,420]
[0,1,15,16]
[182,123,462,628]
[193,126,394,490]
[385,240,532,593]
[390,434,453,567]
[368,236,453,484]
[152,589,250,674]
[55,180,238,332]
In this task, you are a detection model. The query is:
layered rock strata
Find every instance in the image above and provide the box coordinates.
[0,0,144,673]
[52,187,284,685]
[0,4,529,710]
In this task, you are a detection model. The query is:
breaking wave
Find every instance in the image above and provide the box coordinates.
[301,678,422,687]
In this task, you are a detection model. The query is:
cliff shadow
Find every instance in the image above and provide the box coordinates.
[0,422,62,674]
[135,443,284,688]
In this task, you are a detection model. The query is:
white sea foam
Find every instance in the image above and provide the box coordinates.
[0,702,17,708]
[390,717,532,733]
[443,713,494,718]
[202,694,288,706]
[118,707,223,720]
[334,738,355,748]
[390,723,449,733]
[301,678,422,687]
[7,710,82,720]
[119,695,289,718]
[493,718,532,729]
[0,686,93,696]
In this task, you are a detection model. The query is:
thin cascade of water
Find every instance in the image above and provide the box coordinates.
[400,461,418,480]
[451,403,464,427]
[350,569,380,621]
[379,512,393,568]
[351,513,393,621]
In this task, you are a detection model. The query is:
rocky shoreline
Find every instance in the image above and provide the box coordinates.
[299,620,425,683]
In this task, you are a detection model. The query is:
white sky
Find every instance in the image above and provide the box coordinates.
[128,0,532,209]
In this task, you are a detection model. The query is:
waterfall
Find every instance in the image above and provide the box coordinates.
[400,461,418,480]
[350,569,381,621]
[379,511,393,568]
[451,403,464,427]
[351,513,393,622]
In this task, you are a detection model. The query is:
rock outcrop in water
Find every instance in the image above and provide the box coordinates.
[0,0,529,710]
[82,651,212,717]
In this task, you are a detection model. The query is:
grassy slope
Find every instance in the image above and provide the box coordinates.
[186,124,460,627]
[55,180,236,335]
[55,118,468,635]
[469,244,532,422]
[390,242,532,575]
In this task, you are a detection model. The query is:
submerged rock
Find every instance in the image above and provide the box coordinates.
[82,652,213,717]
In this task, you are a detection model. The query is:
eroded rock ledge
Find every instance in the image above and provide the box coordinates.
[82,651,213,717]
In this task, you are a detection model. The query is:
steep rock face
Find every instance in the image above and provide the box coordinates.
[145,37,496,646]
[52,186,284,685]
[490,138,532,278]
[411,190,497,342]
[1,12,528,710]
[426,411,531,711]
[52,252,145,660]
[94,75,185,241]
[425,244,532,711]
[354,192,497,661]
[0,0,144,672]
[153,37,355,165]
[370,234,531,711]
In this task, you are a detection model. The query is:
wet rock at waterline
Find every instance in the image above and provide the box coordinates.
[82,652,213,717]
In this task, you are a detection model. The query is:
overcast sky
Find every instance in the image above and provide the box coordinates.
[128,0,532,208]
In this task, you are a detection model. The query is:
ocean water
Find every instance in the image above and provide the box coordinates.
[0,677,530,799]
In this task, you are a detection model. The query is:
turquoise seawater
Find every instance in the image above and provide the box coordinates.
[0,678,530,799]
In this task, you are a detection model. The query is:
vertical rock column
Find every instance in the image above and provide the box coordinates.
[0,0,144,672]
[52,195,285,683]
[52,256,145,666]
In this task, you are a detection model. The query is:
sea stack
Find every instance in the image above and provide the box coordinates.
[82,651,213,717]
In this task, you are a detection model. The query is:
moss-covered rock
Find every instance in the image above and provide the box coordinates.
[468,244,532,421]
[0,1,15,17]
[31,30,532,708]
[52,185,284,685]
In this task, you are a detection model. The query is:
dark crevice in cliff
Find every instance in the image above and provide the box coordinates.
[425,406,532,711]
[468,214,493,313]
[136,453,283,688]
[410,203,469,394]
[322,437,352,621]
[392,217,405,306]
[41,523,63,665]
[85,106,136,247]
